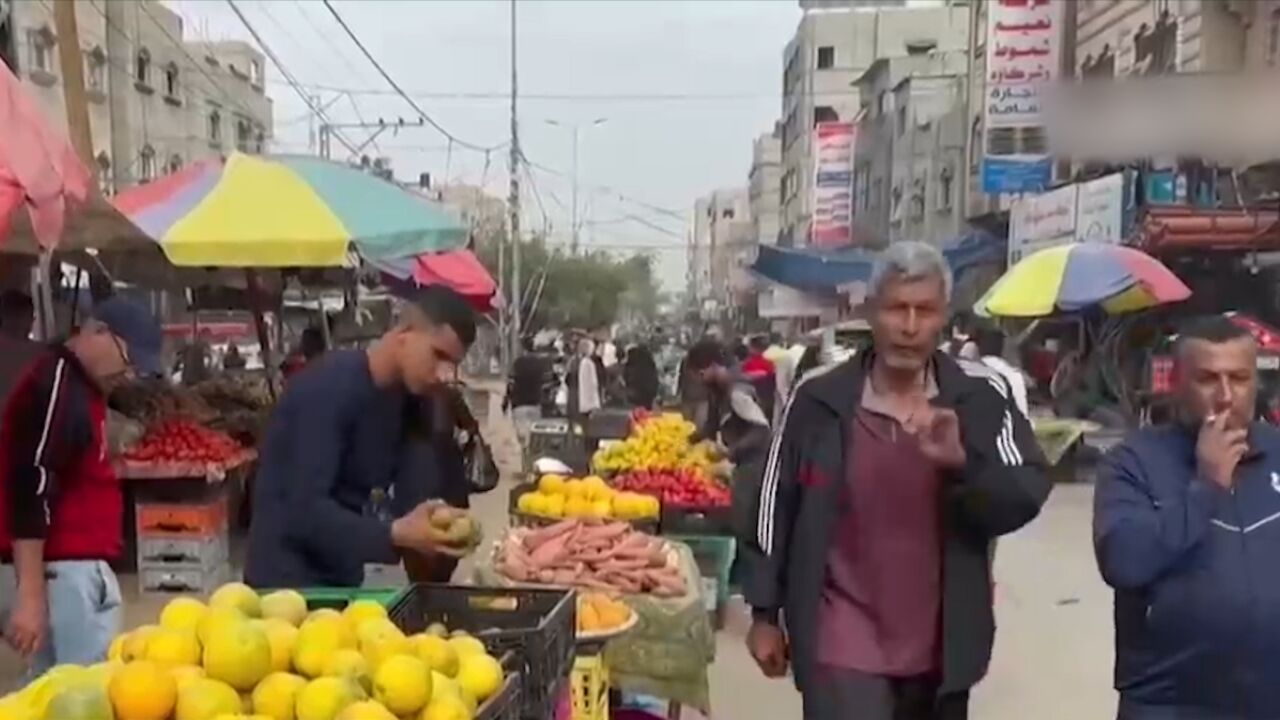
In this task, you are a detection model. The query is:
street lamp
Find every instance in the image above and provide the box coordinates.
[545,117,608,254]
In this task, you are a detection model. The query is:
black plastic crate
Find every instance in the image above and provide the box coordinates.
[389,584,576,720]
[660,504,734,536]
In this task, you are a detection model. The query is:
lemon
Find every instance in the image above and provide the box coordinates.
[536,473,566,495]
[371,655,432,716]
[108,660,176,720]
[294,676,365,720]
[446,636,486,659]
[123,624,160,661]
[542,494,566,518]
[455,653,502,703]
[106,635,126,662]
[411,634,458,678]
[260,590,309,626]
[419,694,473,720]
[357,619,411,670]
[251,672,307,720]
[294,616,356,678]
[170,665,207,691]
[198,606,248,647]
[322,649,370,687]
[564,496,592,518]
[202,620,273,691]
[40,683,114,720]
[208,582,262,618]
[146,627,202,666]
[334,700,397,720]
[175,678,241,720]
[160,597,210,633]
[255,618,300,673]
[429,672,476,715]
[341,600,387,634]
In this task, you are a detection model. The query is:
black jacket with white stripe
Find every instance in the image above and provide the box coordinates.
[745,349,1050,695]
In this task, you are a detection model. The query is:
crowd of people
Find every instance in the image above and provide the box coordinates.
[4,243,1280,720]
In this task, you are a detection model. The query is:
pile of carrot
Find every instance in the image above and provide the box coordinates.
[494,519,688,597]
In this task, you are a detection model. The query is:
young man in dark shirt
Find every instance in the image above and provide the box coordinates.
[244,286,477,589]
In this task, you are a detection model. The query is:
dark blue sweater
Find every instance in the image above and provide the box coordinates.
[245,350,407,588]
[1095,423,1280,719]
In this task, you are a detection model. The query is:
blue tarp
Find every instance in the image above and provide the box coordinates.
[750,231,1003,294]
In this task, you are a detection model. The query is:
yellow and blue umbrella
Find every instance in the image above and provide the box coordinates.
[111,152,467,267]
[976,243,1190,318]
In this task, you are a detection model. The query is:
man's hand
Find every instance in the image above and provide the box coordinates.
[4,586,46,659]
[746,620,789,678]
[1197,412,1248,489]
[390,501,469,558]
[909,405,967,469]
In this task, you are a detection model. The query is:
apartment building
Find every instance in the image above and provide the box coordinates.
[853,49,968,248]
[778,1,968,247]
[4,0,272,193]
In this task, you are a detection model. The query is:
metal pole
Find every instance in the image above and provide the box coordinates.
[571,127,579,255]
[508,0,522,360]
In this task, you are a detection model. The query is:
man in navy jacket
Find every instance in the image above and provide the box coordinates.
[1095,315,1280,720]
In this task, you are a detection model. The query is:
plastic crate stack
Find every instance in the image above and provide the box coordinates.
[135,489,230,595]
[570,654,609,720]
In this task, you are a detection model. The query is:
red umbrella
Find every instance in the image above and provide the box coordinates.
[0,61,92,251]
[369,248,499,312]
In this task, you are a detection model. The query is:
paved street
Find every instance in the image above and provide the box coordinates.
[0,392,1119,718]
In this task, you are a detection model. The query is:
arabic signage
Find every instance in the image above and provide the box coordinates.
[811,121,855,248]
[1074,173,1126,244]
[1007,172,1131,265]
[981,0,1062,194]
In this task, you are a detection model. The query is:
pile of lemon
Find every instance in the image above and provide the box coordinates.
[575,593,634,635]
[590,413,716,476]
[516,474,658,521]
[0,582,505,720]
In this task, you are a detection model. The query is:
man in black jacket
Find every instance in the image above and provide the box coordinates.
[745,241,1050,720]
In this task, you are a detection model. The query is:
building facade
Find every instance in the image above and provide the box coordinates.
[4,0,272,193]
[779,1,969,247]
[687,188,749,316]
[853,49,968,248]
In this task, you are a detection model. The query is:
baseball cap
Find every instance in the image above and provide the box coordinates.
[93,297,163,376]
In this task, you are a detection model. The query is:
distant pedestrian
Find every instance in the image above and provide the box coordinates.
[684,339,770,464]
[1094,315,1280,720]
[623,344,660,409]
[222,344,247,371]
[747,242,1049,720]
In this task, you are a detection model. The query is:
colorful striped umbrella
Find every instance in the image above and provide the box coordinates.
[976,243,1190,318]
[111,152,467,267]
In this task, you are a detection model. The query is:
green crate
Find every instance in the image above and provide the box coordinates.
[665,534,736,625]
[296,587,405,611]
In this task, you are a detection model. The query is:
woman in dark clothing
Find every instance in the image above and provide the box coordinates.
[623,345,660,409]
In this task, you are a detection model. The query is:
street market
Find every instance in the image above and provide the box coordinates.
[5,2,1280,720]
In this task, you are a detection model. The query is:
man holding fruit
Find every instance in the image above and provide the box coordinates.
[745,242,1049,720]
[244,286,481,590]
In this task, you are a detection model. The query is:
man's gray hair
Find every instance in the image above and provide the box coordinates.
[868,241,953,301]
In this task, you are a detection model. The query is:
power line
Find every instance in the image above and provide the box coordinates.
[260,79,818,104]
[523,156,687,222]
[224,0,360,156]
[320,0,504,154]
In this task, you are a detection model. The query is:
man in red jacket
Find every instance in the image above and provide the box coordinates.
[0,298,160,680]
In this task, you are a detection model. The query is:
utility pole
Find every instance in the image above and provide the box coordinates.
[46,0,93,339]
[570,128,579,255]
[507,0,522,363]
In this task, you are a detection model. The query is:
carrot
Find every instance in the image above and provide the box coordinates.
[529,532,571,565]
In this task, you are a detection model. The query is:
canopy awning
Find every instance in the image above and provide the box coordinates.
[1133,205,1280,253]
[750,231,1003,293]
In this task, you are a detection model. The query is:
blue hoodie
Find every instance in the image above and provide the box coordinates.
[1095,423,1280,719]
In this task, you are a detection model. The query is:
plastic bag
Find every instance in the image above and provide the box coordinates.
[465,434,500,493]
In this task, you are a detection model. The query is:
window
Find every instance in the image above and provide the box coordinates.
[938,165,954,210]
[721,208,735,220]
[168,154,182,174]
[139,145,156,183]
[816,46,835,70]
[890,184,903,222]
[250,59,263,85]
[813,105,838,126]
[164,62,179,97]
[208,109,222,143]
[1269,10,1280,67]
[897,106,907,136]
[84,47,106,92]
[27,27,54,74]
[135,48,151,85]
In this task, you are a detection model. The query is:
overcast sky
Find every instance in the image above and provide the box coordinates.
[168,0,800,289]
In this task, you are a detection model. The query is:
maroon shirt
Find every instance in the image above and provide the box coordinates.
[816,399,944,676]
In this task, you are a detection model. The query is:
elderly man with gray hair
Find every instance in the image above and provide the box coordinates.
[745,241,1051,720]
